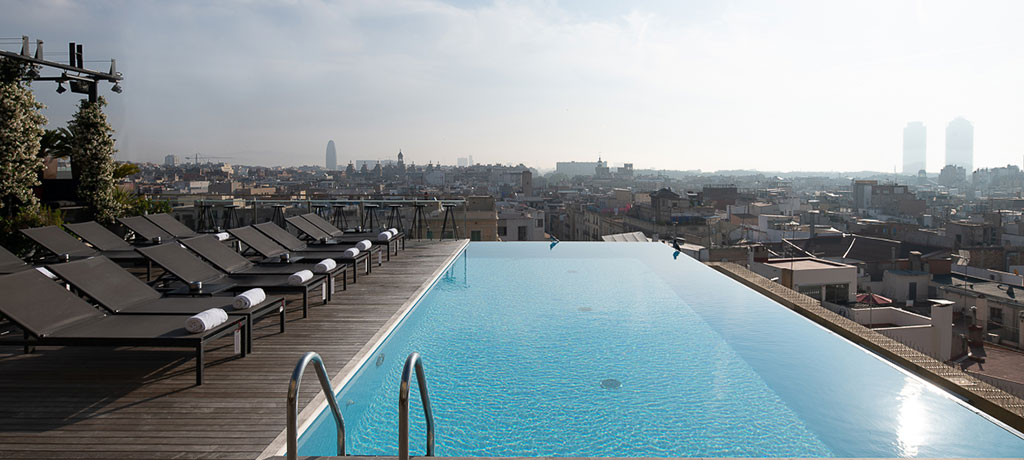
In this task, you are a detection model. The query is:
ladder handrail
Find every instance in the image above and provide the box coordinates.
[287,352,345,460]
[398,352,435,460]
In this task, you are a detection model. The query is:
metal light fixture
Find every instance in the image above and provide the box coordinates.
[55,80,66,93]
[111,82,122,94]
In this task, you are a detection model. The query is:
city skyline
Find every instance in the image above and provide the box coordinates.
[3,0,1024,172]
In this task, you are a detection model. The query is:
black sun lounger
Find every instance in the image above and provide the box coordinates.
[251,223,377,281]
[229,226,368,284]
[118,216,175,243]
[0,245,30,274]
[145,213,198,238]
[298,212,346,238]
[0,269,246,385]
[64,221,135,252]
[287,215,398,261]
[48,256,286,353]
[301,213,405,254]
[136,242,328,318]
[181,235,346,293]
[21,225,146,264]
[302,213,405,260]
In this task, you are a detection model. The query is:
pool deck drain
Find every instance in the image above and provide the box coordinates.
[707,261,1024,433]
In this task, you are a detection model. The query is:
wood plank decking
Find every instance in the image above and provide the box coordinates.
[0,239,467,459]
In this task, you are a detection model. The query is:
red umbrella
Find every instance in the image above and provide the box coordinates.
[856,293,892,305]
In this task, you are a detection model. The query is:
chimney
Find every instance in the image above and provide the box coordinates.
[910,251,923,272]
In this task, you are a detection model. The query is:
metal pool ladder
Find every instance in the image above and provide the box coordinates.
[399,352,435,460]
[287,352,345,460]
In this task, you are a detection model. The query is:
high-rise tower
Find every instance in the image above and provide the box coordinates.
[945,117,973,173]
[902,122,926,174]
[325,140,337,170]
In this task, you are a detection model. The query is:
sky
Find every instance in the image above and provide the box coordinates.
[3,0,1024,173]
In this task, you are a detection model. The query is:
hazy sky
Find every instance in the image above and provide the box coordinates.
[3,0,1024,172]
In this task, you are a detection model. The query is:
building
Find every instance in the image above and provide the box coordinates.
[903,122,926,174]
[164,154,178,166]
[325,140,337,171]
[852,180,875,210]
[751,258,858,303]
[946,117,974,173]
[555,161,601,177]
[497,204,546,241]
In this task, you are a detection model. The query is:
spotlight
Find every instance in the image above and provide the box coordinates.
[111,83,122,94]
[55,81,66,94]
[26,65,40,79]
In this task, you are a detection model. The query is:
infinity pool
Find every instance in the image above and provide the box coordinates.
[298,242,1024,457]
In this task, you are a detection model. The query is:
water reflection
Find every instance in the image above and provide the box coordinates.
[895,378,929,457]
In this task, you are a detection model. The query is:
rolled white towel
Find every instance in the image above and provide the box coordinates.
[215,232,231,241]
[35,267,58,280]
[388,228,398,235]
[288,269,314,285]
[233,288,266,310]
[355,239,372,251]
[342,247,359,259]
[185,308,229,333]
[313,258,337,273]
[377,231,391,241]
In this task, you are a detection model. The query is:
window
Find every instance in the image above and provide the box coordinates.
[470,230,481,241]
[825,283,849,304]
[518,226,527,240]
[991,307,1003,324]
[537,219,543,228]
[498,226,507,236]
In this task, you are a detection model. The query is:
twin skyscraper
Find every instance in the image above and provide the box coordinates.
[902,118,974,175]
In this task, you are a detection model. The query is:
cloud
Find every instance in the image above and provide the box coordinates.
[3,0,1024,171]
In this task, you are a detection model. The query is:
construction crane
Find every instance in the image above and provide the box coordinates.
[192,152,233,164]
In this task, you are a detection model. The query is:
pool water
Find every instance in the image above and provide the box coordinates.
[298,242,1024,457]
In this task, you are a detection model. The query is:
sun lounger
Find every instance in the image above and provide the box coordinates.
[20,225,146,264]
[293,214,404,261]
[64,221,135,252]
[0,269,246,385]
[136,242,328,318]
[229,225,370,283]
[145,213,199,238]
[180,234,346,293]
[48,256,286,353]
[298,212,345,238]
[118,216,175,243]
[251,223,377,281]
[0,245,30,274]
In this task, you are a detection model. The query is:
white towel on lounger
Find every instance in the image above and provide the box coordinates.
[388,228,398,235]
[378,231,391,241]
[215,232,231,241]
[185,308,228,333]
[288,269,314,285]
[233,288,266,310]
[313,258,336,273]
[355,240,372,251]
[342,247,359,259]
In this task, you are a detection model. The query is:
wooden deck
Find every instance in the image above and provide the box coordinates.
[0,239,468,459]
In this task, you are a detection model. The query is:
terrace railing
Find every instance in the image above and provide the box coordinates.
[162,198,469,240]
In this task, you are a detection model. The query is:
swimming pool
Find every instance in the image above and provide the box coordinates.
[298,242,1024,457]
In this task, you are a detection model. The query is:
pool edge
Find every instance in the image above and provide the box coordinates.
[258,239,470,460]
[708,261,1024,434]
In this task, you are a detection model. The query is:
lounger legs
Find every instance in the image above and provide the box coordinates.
[278,302,286,333]
[196,346,204,386]
[301,291,308,318]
